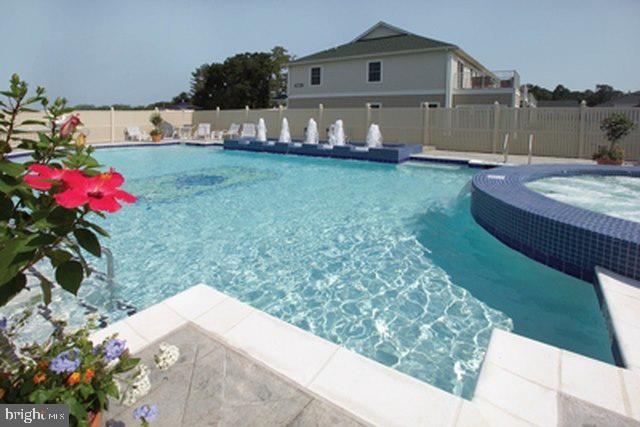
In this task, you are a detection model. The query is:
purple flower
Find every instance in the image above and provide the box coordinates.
[0,317,7,329]
[133,404,158,423]
[49,348,80,374]
[103,338,126,361]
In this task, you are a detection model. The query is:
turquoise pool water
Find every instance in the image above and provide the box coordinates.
[10,146,613,398]
[528,174,640,223]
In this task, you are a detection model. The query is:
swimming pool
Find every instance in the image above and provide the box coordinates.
[8,145,613,398]
[528,174,640,223]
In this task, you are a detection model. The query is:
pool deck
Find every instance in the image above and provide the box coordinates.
[92,284,640,426]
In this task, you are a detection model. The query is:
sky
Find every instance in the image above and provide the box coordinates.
[2,0,639,105]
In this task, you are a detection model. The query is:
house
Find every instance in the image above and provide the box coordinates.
[597,91,640,108]
[286,22,525,109]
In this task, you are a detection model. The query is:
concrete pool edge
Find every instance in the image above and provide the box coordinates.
[91,284,640,426]
[471,164,640,282]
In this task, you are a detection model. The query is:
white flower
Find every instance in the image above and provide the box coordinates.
[154,342,180,371]
[120,364,152,406]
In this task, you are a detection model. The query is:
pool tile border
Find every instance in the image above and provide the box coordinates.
[91,284,640,426]
[471,164,640,282]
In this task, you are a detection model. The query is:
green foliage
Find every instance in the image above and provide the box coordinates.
[600,113,636,144]
[0,74,107,307]
[527,84,625,107]
[190,46,293,109]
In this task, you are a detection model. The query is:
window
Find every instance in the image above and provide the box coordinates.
[310,67,321,86]
[368,61,382,82]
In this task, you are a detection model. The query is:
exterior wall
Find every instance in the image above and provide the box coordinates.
[288,50,448,97]
[453,92,513,107]
[288,94,445,109]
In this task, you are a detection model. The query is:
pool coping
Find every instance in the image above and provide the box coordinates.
[91,284,640,426]
[471,164,640,282]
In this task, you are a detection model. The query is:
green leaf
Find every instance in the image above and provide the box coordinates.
[74,228,101,257]
[0,272,26,306]
[38,275,53,305]
[55,260,83,294]
[46,249,73,267]
[0,160,25,177]
[0,194,13,220]
[83,220,109,237]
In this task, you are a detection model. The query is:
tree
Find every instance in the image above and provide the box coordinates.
[189,47,292,110]
[526,83,627,106]
[270,46,294,104]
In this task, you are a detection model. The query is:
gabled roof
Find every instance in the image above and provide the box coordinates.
[289,21,456,64]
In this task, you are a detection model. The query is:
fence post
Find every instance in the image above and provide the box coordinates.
[245,105,249,122]
[492,101,500,154]
[215,106,220,130]
[578,100,587,158]
[110,107,115,143]
[422,102,430,146]
[318,104,324,140]
[365,103,372,133]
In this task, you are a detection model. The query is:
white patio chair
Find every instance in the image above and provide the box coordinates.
[178,124,193,139]
[194,123,211,140]
[124,127,145,142]
[240,123,256,139]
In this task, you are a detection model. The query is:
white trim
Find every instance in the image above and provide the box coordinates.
[351,21,409,43]
[288,89,445,99]
[366,60,383,84]
[309,66,323,87]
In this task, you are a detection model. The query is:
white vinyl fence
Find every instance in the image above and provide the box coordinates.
[14,104,640,160]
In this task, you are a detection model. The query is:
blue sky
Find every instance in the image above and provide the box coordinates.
[2,0,639,105]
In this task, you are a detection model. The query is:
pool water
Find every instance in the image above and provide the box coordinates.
[528,174,640,223]
[9,146,613,398]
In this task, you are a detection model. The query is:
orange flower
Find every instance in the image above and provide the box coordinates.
[33,372,46,384]
[83,368,94,384]
[66,372,81,386]
[0,388,5,399]
[36,360,49,371]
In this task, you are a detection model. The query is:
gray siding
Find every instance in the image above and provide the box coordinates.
[288,51,448,97]
[288,94,445,108]
[453,93,513,106]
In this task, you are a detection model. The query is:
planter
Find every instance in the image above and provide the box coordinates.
[151,133,162,143]
[596,157,624,166]
[89,411,101,427]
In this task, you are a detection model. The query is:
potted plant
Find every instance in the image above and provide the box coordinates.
[593,113,636,165]
[149,112,164,142]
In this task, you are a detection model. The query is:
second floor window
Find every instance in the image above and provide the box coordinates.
[368,61,382,82]
[310,67,321,85]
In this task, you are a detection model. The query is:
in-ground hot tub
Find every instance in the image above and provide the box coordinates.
[471,164,640,282]
[223,139,422,163]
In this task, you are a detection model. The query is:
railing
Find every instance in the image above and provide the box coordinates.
[453,70,520,90]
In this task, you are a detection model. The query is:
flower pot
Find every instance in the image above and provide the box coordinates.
[151,134,162,143]
[89,411,101,427]
[596,157,623,166]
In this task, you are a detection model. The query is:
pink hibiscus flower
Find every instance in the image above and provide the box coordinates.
[54,169,136,213]
[23,164,83,191]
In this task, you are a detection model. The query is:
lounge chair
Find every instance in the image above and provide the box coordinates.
[213,123,240,141]
[240,123,256,139]
[194,123,211,140]
[176,124,193,139]
[124,127,148,142]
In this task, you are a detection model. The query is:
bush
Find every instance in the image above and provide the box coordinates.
[593,113,636,162]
